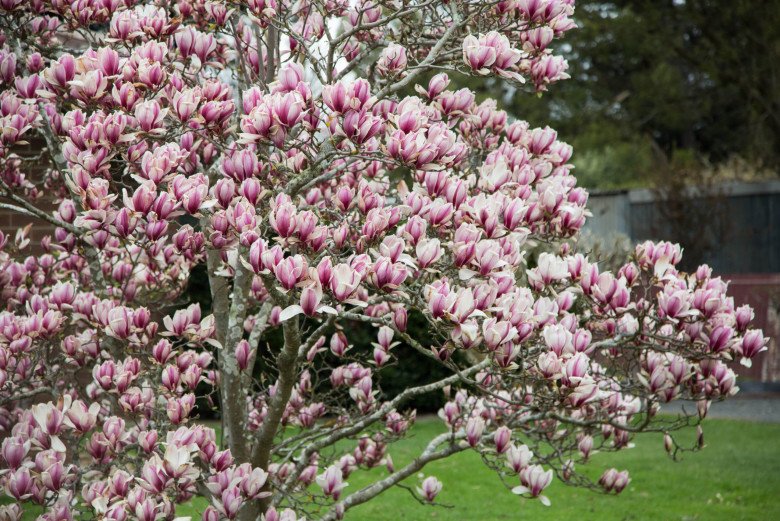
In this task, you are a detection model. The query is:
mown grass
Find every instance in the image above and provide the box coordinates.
[8,418,779,520]
[175,417,780,521]
[339,418,780,521]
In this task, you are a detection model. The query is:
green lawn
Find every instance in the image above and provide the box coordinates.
[174,417,780,521]
[338,420,780,521]
[340,418,780,521]
[8,418,779,520]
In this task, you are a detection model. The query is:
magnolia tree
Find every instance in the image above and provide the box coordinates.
[0,1,768,520]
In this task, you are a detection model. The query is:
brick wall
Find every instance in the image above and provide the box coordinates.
[0,207,55,247]
[723,274,780,383]
[0,139,55,250]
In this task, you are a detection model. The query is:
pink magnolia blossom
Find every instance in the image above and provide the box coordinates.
[417,476,442,502]
[316,466,347,500]
[599,468,631,494]
[463,32,524,81]
[513,465,553,505]
[377,44,408,77]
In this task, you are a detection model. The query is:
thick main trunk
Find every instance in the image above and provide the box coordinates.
[230,315,300,521]
[206,248,253,463]
[252,316,301,508]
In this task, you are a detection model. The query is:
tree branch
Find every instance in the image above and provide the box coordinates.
[319,432,468,521]
[273,358,491,505]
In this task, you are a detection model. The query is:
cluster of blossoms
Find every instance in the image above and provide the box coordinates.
[0,1,765,521]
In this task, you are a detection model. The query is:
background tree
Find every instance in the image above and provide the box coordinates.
[500,0,780,188]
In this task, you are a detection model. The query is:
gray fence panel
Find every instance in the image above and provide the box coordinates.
[586,182,780,274]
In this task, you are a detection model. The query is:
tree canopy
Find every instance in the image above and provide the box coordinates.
[506,0,780,188]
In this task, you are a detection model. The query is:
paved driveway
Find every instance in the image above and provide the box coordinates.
[662,395,780,423]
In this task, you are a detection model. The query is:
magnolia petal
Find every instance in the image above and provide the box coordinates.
[50,435,66,453]
[91,497,109,514]
[204,338,223,349]
[239,257,255,271]
[458,268,478,281]
[279,305,304,322]
[654,257,671,277]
